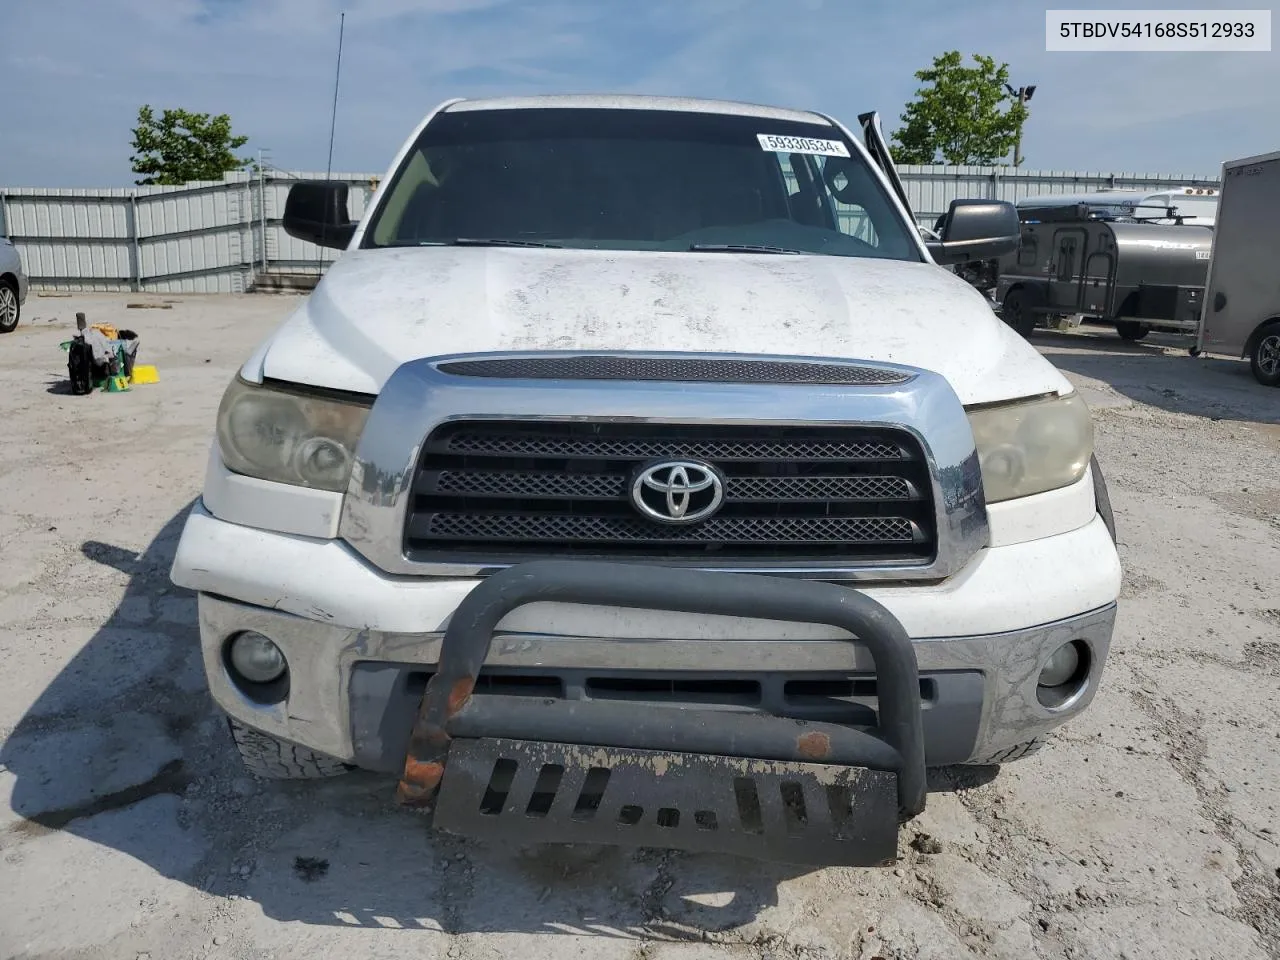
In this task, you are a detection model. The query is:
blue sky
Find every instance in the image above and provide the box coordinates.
[2,0,1276,186]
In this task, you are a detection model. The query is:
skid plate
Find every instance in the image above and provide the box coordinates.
[431,737,900,866]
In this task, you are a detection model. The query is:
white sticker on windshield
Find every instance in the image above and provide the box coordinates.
[757,133,850,157]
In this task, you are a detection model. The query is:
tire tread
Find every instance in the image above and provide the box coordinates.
[969,736,1049,765]
[228,718,350,780]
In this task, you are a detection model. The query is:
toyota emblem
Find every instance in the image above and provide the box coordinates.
[630,459,725,524]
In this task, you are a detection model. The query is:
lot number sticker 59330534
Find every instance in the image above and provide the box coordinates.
[756,133,850,157]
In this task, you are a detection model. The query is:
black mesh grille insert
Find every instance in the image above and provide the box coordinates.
[405,420,937,564]
[414,513,917,545]
[435,355,913,386]
[427,470,915,503]
[444,432,905,462]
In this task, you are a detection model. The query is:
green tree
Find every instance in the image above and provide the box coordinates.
[891,52,1027,166]
[129,105,251,185]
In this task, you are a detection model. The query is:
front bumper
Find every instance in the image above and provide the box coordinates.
[198,590,1114,771]
[180,497,1119,772]
[181,501,1117,863]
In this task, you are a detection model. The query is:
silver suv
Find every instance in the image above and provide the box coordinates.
[0,236,29,334]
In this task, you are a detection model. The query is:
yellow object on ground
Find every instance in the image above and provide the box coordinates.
[130,364,160,384]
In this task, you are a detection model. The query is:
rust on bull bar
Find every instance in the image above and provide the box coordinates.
[796,730,832,761]
[396,675,476,806]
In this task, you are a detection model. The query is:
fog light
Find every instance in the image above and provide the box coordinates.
[228,631,286,684]
[1038,641,1083,688]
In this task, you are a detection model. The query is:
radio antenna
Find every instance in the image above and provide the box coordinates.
[325,11,345,179]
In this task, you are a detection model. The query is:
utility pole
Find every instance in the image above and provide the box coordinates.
[1005,83,1037,168]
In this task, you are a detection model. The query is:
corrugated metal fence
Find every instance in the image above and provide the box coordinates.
[0,170,376,294]
[0,165,1218,293]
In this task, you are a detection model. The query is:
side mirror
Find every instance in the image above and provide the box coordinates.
[927,199,1020,265]
[283,181,357,250]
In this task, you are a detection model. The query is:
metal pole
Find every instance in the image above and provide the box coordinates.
[127,194,141,292]
[258,152,268,275]
[1013,89,1025,168]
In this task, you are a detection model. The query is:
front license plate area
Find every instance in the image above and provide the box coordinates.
[431,737,900,866]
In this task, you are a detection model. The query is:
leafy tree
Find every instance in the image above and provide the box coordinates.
[130,106,250,185]
[891,52,1027,166]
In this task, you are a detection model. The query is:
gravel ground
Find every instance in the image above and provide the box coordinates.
[1,293,1277,960]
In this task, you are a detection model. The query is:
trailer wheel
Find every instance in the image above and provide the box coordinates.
[1115,321,1150,342]
[1001,289,1036,338]
[1250,324,1280,387]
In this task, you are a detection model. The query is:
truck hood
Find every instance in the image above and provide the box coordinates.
[250,247,1071,405]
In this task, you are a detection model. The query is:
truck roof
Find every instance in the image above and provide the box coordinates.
[442,94,832,126]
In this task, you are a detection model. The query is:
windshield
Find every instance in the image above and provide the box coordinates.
[362,107,922,261]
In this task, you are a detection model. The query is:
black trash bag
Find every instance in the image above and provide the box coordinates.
[68,336,93,395]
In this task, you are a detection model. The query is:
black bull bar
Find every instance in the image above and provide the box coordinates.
[397,560,927,866]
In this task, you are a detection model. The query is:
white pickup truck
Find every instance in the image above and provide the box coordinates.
[170,95,1121,866]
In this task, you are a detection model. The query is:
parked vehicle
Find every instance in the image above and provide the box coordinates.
[0,235,28,334]
[1197,151,1280,386]
[169,95,1121,866]
[1016,187,1219,226]
[994,201,1213,339]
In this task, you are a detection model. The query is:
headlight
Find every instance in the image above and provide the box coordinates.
[216,377,372,492]
[967,392,1093,503]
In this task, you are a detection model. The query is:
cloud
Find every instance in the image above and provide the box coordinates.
[0,0,1275,186]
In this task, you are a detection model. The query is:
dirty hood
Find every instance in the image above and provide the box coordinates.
[249,246,1071,405]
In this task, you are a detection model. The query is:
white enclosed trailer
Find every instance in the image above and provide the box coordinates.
[1197,151,1280,386]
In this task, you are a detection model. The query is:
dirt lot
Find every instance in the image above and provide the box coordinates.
[1,293,1277,960]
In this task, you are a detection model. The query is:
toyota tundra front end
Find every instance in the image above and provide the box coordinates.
[170,94,1121,865]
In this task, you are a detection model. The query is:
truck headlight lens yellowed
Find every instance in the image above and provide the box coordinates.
[967,392,1093,503]
[216,377,371,492]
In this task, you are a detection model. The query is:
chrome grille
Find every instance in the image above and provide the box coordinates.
[405,421,937,565]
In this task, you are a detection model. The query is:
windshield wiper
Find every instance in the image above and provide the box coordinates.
[689,243,803,255]
[451,237,563,248]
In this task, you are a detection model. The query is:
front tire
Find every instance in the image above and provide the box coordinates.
[1115,321,1150,342]
[1001,288,1036,338]
[0,279,19,334]
[1250,324,1280,387]
[970,736,1049,765]
[227,718,351,780]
